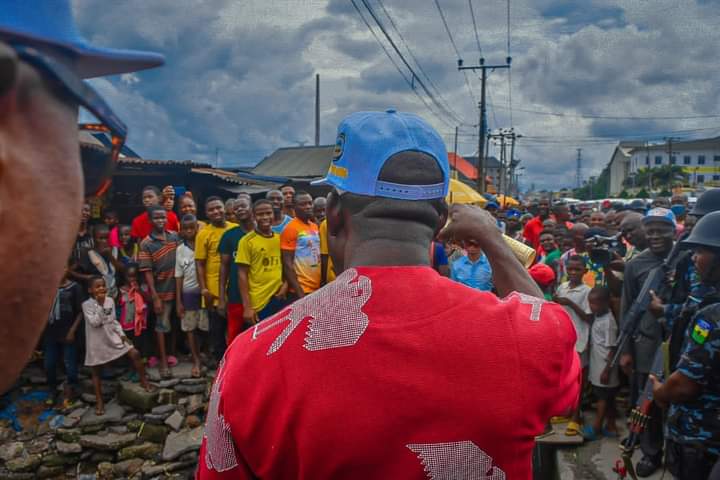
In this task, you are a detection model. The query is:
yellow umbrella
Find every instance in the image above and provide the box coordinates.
[446,179,487,206]
[496,194,520,207]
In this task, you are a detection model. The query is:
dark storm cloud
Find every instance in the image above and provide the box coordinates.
[69,0,720,189]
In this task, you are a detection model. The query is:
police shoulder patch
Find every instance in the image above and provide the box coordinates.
[691,318,713,345]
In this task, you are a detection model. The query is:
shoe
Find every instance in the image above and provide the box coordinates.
[167,355,178,367]
[635,456,660,477]
[581,426,599,441]
[565,421,582,436]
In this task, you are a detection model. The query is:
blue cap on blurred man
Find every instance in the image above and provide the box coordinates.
[0,0,164,77]
[312,109,450,201]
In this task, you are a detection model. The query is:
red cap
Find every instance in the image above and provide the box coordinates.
[528,263,556,287]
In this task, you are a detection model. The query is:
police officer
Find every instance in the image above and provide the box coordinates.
[649,211,720,480]
[650,188,720,369]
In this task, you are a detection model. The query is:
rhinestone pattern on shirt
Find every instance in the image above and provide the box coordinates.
[500,291,546,321]
[204,359,238,472]
[253,268,372,355]
[407,441,506,480]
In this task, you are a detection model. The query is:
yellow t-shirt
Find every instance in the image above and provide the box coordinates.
[194,221,237,305]
[319,219,336,282]
[235,231,283,311]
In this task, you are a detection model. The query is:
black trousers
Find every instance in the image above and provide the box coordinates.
[634,372,664,461]
[208,308,227,362]
[666,439,717,480]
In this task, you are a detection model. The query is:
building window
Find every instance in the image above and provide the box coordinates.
[714,175,720,181]
[683,155,691,165]
[655,155,662,165]
[645,156,650,166]
[670,155,677,165]
[714,155,720,163]
[698,155,706,165]
[697,175,705,183]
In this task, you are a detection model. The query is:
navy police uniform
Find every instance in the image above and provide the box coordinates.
[666,292,720,479]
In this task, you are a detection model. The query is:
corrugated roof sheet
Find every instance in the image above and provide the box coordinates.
[119,157,212,168]
[252,145,334,178]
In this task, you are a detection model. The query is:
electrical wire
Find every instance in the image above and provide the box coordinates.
[374,0,472,126]
[506,0,513,127]
[467,0,483,57]
[349,0,456,128]
[433,0,478,104]
[491,104,720,120]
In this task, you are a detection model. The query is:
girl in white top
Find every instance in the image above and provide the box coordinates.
[83,276,153,415]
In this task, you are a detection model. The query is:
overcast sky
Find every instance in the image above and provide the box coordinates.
[73,0,720,191]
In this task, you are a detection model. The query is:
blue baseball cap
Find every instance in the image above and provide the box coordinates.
[0,0,164,78]
[485,201,499,209]
[311,109,449,200]
[643,207,676,227]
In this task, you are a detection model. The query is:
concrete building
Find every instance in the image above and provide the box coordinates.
[607,136,720,193]
[608,141,644,196]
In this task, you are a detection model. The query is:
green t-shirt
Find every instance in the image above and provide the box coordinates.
[218,226,246,304]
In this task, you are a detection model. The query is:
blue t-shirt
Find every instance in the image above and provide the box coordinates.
[432,242,448,268]
[450,254,493,291]
[271,215,293,234]
[218,226,247,304]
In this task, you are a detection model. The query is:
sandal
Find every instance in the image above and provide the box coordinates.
[191,365,201,378]
[167,356,178,367]
[95,406,105,416]
[565,421,582,436]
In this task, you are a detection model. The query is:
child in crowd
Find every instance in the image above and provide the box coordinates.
[116,225,138,265]
[83,276,151,415]
[44,260,84,408]
[104,208,121,248]
[139,206,180,378]
[118,264,151,361]
[584,286,619,440]
[538,229,562,272]
[554,255,593,436]
[528,263,556,301]
[175,214,207,378]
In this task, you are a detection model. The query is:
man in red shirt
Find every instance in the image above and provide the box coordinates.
[196,110,579,480]
[131,185,180,240]
[523,196,551,249]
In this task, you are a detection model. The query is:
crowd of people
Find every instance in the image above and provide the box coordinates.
[44,173,720,478]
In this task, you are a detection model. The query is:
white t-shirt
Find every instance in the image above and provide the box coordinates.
[175,242,199,292]
[589,311,620,388]
[556,282,591,354]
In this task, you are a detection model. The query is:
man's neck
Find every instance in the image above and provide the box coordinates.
[184,239,195,249]
[569,280,582,288]
[467,252,482,262]
[153,229,165,238]
[345,239,431,269]
[256,226,273,237]
[211,221,226,229]
[239,219,254,232]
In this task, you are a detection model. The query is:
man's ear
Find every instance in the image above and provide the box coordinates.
[326,190,343,237]
[0,42,18,102]
[434,199,449,238]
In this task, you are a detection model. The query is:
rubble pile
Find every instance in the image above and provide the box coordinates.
[0,362,212,479]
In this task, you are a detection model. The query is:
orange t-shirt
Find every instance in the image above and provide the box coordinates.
[280,218,321,293]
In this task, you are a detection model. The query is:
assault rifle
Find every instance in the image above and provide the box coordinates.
[607,241,684,370]
[613,346,666,480]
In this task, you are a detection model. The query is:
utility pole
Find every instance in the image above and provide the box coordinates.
[458,57,511,194]
[314,74,320,146]
[453,126,459,180]
[576,148,583,189]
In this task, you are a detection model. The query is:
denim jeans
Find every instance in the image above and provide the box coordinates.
[44,339,78,388]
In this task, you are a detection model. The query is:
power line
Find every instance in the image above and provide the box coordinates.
[506,0,513,127]
[349,0,455,128]
[374,0,472,126]
[467,0,483,57]
[491,104,720,120]
[433,0,478,104]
